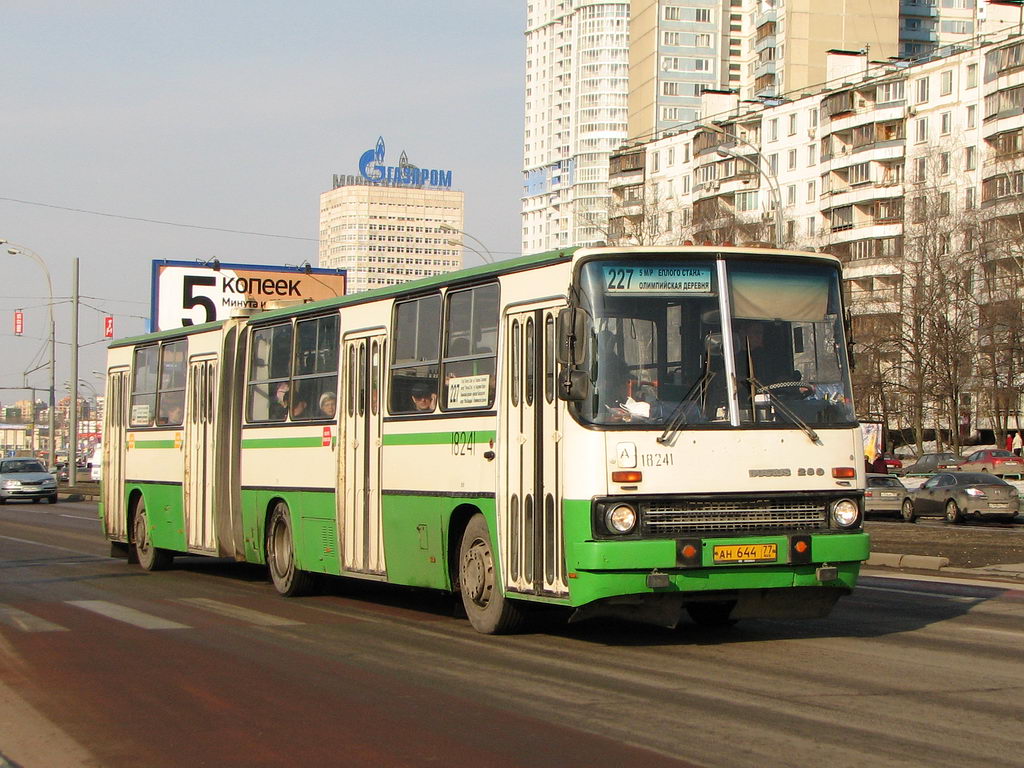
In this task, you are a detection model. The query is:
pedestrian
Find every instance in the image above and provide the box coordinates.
[1014,431,1022,457]
[1006,432,1014,453]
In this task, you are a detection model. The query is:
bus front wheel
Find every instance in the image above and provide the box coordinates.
[266,502,315,597]
[458,513,525,635]
[132,498,172,571]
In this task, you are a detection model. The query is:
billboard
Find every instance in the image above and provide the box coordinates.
[151,260,347,332]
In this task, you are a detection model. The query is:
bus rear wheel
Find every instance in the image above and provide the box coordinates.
[266,502,315,597]
[458,513,525,635]
[132,498,172,571]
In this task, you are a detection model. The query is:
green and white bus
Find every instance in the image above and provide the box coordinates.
[100,245,869,633]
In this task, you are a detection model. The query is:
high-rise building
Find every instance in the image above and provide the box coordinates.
[522,1,631,254]
[319,138,464,293]
[628,0,901,143]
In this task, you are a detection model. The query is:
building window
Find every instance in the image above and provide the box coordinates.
[735,190,758,211]
[967,104,976,128]
[967,63,978,89]
[695,33,711,47]
[787,149,797,170]
[663,31,681,46]
[940,70,953,96]
[916,77,929,104]
[941,112,951,135]
[966,186,976,209]
[965,145,976,171]
[664,5,682,20]
[915,117,928,143]
[787,184,796,205]
[940,152,950,175]
[695,8,711,22]
[806,181,816,202]
[788,114,797,136]
[769,118,778,141]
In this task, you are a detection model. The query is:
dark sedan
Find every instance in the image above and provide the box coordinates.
[897,452,963,476]
[903,472,1020,523]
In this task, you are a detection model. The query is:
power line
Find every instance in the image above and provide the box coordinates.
[0,195,319,242]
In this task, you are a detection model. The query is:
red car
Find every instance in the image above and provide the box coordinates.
[958,449,1024,477]
[881,454,903,472]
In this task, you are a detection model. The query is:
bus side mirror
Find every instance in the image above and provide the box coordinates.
[557,368,589,401]
[557,308,586,366]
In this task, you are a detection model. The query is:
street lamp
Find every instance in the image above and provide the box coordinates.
[2,240,57,471]
[439,224,495,264]
[701,125,784,248]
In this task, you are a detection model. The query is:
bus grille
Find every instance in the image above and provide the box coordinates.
[641,498,828,535]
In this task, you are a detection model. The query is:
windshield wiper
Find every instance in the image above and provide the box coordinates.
[657,361,715,445]
[748,374,821,445]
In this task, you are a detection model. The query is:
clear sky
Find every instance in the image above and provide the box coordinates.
[0,1,526,408]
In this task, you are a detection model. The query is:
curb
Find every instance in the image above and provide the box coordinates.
[866,552,950,570]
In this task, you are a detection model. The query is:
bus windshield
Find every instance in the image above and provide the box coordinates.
[573,255,856,429]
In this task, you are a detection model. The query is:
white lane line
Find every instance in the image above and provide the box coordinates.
[0,605,68,633]
[859,585,977,601]
[0,535,96,555]
[59,514,98,521]
[67,600,189,630]
[177,597,303,626]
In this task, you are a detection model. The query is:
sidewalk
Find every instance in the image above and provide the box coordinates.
[867,551,1024,583]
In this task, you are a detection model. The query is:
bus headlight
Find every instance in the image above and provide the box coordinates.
[831,498,860,528]
[605,504,638,534]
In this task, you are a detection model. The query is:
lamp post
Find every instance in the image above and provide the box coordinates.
[702,126,784,248]
[439,224,495,264]
[3,241,57,471]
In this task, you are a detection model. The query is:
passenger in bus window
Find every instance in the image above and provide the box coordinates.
[318,391,337,419]
[270,382,290,420]
[410,383,437,412]
[290,391,309,419]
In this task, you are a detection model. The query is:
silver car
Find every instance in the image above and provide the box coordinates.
[903,472,1020,524]
[864,473,910,518]
[0,458,58,504]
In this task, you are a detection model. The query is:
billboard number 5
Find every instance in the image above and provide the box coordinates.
[182,275,217,326]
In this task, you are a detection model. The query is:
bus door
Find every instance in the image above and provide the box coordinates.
[185,356,217,552]
[103,368,130,540]
[341,333,386,576]
[503,306,568,597]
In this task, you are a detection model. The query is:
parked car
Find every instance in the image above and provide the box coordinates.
[864,473,911,518]
[896,452,963,476]
[0,458,58,504]
[958,448,1024,477]
[903,471,1020,523]
[881,453,903,473]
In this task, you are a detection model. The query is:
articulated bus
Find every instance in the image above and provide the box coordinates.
[100,245,869,633]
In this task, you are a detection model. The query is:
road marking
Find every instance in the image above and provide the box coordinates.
[0,605,67,633]
[59,514,97,521]
[177,597,303,626]
[859,585,978,602]
[67,600,189,630]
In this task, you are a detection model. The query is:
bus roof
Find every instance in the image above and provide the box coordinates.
[109,244,838,347]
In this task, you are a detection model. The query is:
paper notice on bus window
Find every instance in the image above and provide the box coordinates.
[130,404,151,426]
[447,374,490,409]
[602,265,713,296]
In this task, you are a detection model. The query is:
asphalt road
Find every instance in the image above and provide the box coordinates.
[1,501,1023,768]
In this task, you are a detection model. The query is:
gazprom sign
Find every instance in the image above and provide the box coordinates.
[333,136,453,190]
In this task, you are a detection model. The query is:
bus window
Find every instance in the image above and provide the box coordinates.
[292,315,339,421]
[247,323,293,422]
[130,346,159,427]
[441,283,498,411]
[390,294,441,413]
[157,340,186,426]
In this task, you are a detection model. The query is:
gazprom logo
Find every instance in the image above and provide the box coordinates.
[357,136,452,189]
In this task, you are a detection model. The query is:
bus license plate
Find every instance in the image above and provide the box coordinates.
[713,543,778,564]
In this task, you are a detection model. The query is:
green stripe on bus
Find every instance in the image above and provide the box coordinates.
[382,430,496,446]
[241,437,326,449]
[134,440,177,449]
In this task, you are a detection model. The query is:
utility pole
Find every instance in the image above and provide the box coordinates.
[69,258,80,486]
